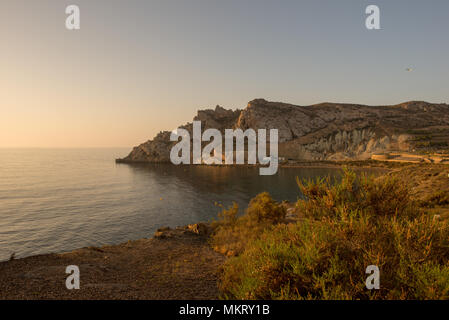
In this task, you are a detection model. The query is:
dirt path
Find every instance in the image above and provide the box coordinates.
[0,227,226,299]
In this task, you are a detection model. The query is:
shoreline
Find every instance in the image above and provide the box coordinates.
[0,224,225,299]
[116,158,405,170]
[0,161,412,265]
[2,161,387,263]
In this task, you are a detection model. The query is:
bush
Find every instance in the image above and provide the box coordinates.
[211,192,286,256]
[218,169,449,299]
[296,167,413,219]
[246,192,287,224]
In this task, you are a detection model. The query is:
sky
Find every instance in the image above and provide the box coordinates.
[0,0,448,148]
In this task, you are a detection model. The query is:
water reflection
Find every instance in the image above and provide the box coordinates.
[119,162,350,205]
[0,148,385,261]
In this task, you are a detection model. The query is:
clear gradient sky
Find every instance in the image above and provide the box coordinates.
[1,0,448,148]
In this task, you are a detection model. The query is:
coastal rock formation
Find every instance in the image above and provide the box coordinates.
[120,106,241,163]
[118,99,449,162]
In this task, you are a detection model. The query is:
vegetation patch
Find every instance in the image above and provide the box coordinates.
[210,192,286,257]
[215,169,449,300]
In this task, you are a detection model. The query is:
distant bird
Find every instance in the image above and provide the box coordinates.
[406,68,413,72]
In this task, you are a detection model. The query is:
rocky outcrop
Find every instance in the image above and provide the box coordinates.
[117,99,449,162]
[279,129,412,161]
[117,105,242,163]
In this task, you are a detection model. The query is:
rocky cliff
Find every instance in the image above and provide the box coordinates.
[117,99,449,162]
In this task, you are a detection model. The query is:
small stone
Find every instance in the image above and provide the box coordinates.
[154,231,167,239]
[187,223,210,235]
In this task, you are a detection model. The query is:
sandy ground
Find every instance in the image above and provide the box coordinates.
[0,227,225,299]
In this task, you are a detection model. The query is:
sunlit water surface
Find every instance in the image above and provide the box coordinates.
[0,148,381,261]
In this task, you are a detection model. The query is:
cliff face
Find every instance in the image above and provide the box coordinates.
[118,99,449,162]
[119,106,242,163]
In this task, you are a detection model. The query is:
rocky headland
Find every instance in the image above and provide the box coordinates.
[117,99,449,164]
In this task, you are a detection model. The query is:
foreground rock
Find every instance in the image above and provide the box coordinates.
[118,99,449,163]
[0,226,225,299]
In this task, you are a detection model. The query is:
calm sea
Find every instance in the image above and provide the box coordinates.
[0,148,374,261]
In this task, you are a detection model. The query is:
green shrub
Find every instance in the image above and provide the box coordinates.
[296,167,414,219]
[246,192,287,224]
[218,169,449,300]
[211,192,286,256]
